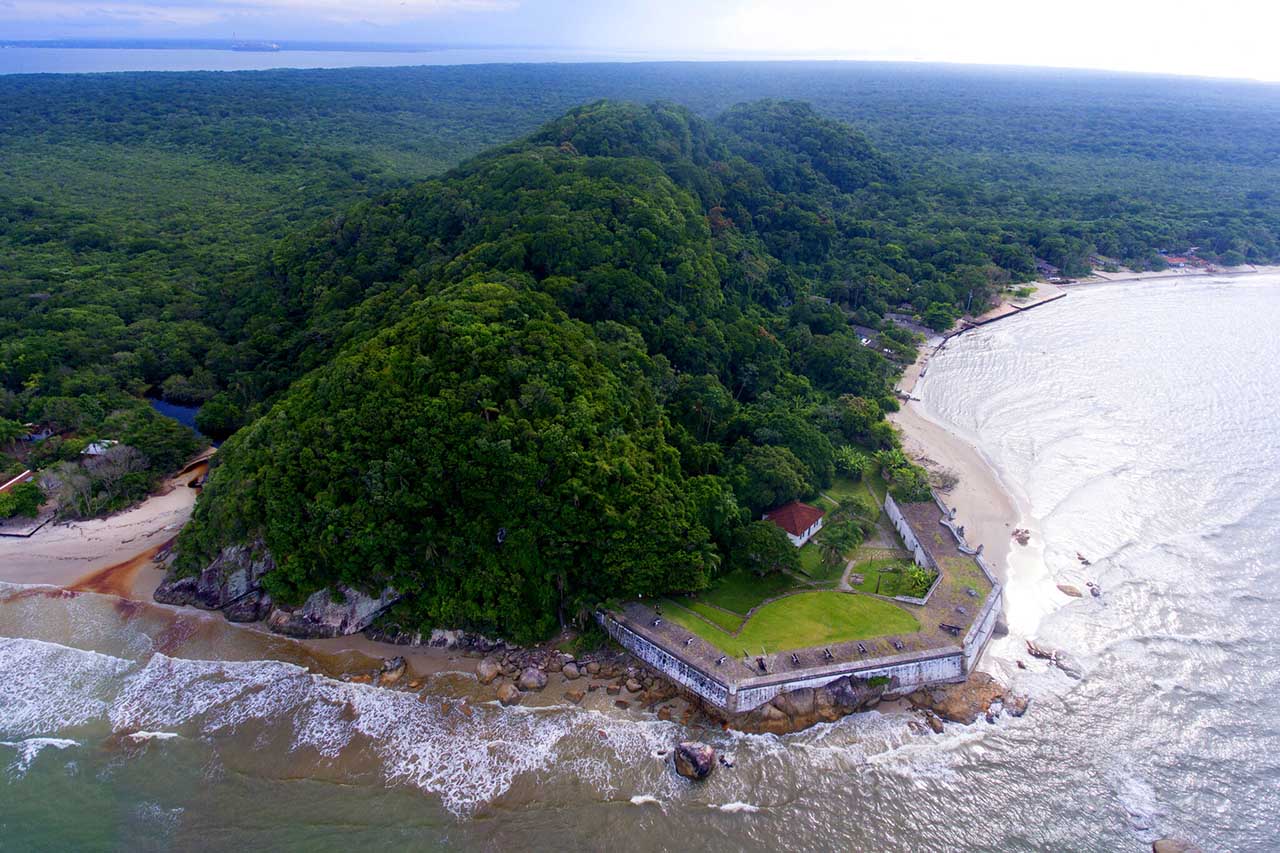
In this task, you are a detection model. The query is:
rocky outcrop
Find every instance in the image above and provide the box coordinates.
[363,622,504,652]
[222,590,273,622]
[194,545,275,610]
[154,544,396,640]
[1025,639,1083,679]
[154,544,275,611]
[727,675,892,735]
[265,585,400,639]
[907,671,1029,725]
[152,574,198,606]
[378,656,407,686]
[674,741,715,780]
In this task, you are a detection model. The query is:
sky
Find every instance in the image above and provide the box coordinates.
[5,0,1280,82]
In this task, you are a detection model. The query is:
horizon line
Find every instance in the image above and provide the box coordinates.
[3,39,1280,86]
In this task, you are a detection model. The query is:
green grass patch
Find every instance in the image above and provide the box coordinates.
[864,468,889,504]
[824,475,865,503]
[797,543,826,577]
[849,556,938,597]
[942,556,990,605]
[665,591,919,655]
[689,569,797,615]
[667,597,743,633]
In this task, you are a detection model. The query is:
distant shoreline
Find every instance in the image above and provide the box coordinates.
[1059,262,1280,289]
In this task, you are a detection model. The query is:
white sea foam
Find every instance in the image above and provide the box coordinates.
[0,637,133,737]
[125,731,180,742]
[710,801,759,813]
[0,736,78,776]
[100,651,679,816]
[630,794,661,806]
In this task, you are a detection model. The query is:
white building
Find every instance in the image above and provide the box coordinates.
[763,501,826,548]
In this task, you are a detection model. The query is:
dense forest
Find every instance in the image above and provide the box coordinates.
[3,62,1279,633]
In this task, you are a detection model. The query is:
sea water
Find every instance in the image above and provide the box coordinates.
[3,275,1278,850]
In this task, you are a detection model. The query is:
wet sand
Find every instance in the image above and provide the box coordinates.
[892,350,1018,584]
[0,462,207,590]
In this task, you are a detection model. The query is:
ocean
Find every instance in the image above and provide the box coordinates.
[3,274,1277,850]
[0,47,687,76]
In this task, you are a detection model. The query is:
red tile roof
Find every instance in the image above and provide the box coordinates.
[763,501,825,537]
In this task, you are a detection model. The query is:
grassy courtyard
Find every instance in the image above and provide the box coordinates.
[850,556,937,598]
[662,590,919,655]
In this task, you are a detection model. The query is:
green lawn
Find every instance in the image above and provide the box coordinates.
[662,591,919,655]
[665,597,743,633]
[850,556,933,596]
[942,556,991,605]
[863,468,889,504]
[824,475,865,503]
[797,542,826,577]
[684,569,797,615]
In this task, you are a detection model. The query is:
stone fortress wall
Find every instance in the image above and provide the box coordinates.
[601,490,1004,714]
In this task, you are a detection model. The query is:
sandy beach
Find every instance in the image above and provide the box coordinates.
[1063,261,1280,288]
[0,453,517,684]
[889,261,1280,591]
[891,356,1018,585]
[0,460,210,598]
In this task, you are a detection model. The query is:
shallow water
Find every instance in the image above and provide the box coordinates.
[4,275,1279,850]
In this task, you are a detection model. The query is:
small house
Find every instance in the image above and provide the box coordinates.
[763,501,826,548]
[81,440,119,457]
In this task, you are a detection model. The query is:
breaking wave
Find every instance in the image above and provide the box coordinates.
[0,737,78,777]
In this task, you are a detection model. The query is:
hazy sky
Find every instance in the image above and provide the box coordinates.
[7,0,1280,82]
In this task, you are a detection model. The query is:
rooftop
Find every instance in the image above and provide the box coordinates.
[763,501,825,537]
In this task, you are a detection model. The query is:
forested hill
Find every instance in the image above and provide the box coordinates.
[3,62,1279,600]
[174,101,955,641]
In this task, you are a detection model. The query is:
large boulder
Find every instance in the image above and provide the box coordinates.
[265,585,400,639]
[497,683,521,706]
[191,544,275,610]
[476,658,501,685]
[154,542,274,620]
[673,741,715,781]
[378,656,407,686]
[517,667,548,692]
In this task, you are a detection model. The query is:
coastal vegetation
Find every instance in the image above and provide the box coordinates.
[4,62,1280,640]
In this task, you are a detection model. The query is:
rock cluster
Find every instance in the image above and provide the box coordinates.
[154,543,399,639]
[1025,639,1083,679]
[726,675,893,735]
[477,648,684,712]
[906,671,1029,726]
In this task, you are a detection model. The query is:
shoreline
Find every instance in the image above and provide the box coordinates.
[1058,261,1280,289]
